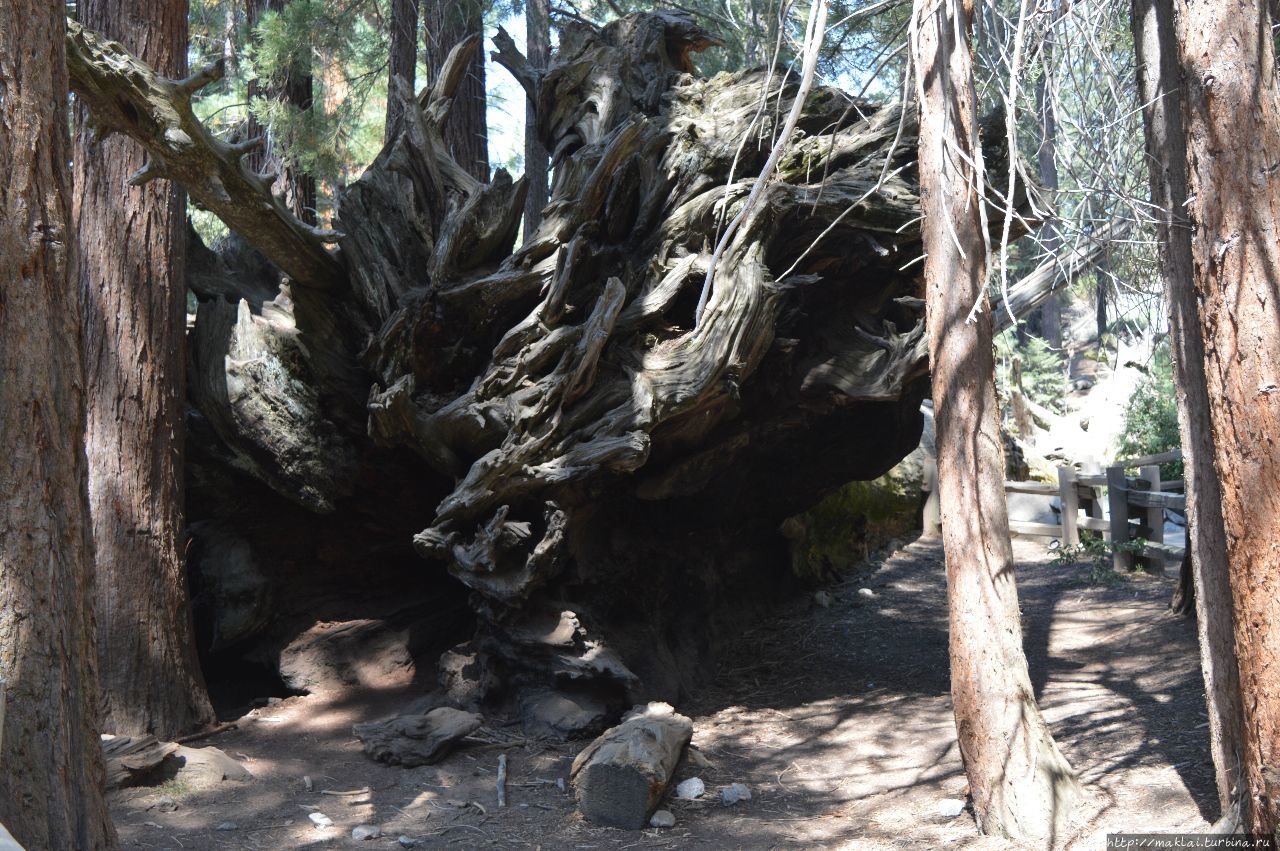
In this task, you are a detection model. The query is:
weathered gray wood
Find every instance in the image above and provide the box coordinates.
[1116,449,1184,469]
[1137,464,1166,574]
[1107,465,1133,571]
[1078,516,1111,533]
[1127,490,1187,511]
[64,22,344,291]
[1058,466,1080,547]
[570,702,693,829]
[1008,521,1064,538]
[1004,481,1057,495]
[102,735,180,790]
[922,459,941,538]
[353,708,482,767]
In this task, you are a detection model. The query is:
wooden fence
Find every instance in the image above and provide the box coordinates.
[921,449,1186,571]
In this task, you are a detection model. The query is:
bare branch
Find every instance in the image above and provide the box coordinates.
[65,20,346,291]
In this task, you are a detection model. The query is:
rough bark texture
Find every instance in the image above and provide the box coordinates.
[912,0,1080,844]
[386,0,419,142]
[1131,0,1244,820]
[71,11,1036,737]
[1173,0,1280,834]
[74,0,216,740]
[0,7,117,849]
[523,0,551,236]
[425,0,488,182]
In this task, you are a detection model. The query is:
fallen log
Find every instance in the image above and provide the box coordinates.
[570,702,693,828]
[102,735,179,790]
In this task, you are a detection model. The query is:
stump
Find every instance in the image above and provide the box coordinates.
[570,702,693,828]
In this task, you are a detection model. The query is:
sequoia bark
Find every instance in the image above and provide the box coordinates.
[1173,0,1280,834]
[0,5,117,847]
[74,0,216,740]
[912,0,1081,842]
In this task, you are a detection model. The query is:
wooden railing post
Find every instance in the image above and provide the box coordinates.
[922,458,941,538]
[1058,465,1079,548]
[1080,457,1105,532]
[1137,463,1165,574]
[1106,464,1132,571]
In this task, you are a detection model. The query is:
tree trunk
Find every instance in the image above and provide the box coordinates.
[386,0,419,142]
[0,7,117,849]
[523,0,551,236]
[74,0,215,741]
[246,0,317,225]
[911,0,1080,843]
[1173,0,1280,834]
[425,0,488,182]
[1034,39,1063,350]
[1131,0,1244,821]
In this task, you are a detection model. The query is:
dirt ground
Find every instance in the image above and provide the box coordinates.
[111,537,1215,850]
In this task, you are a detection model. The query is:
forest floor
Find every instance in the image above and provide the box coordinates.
[110,537,1214,850]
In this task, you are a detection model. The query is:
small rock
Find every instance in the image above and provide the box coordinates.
[397,837,419,848]
[721,783,752,805]
[813,590,833,608]
[154,797,178,813]
[556,776,566,792]
[303,774,314,792]
[214,821,237,831]
[675,777,705,799]
[308,812,333,828]
[857,587,875,599]
[521,689,610,740]
[352,824,382,840]
[938,798,967,818]
[649,810,676,828]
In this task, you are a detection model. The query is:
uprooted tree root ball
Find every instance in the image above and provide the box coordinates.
[69,11,1027,733]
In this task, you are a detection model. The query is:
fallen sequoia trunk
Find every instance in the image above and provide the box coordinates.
[68,12,1034,731]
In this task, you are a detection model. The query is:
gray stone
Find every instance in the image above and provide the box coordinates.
[649,810,676,828]
[308,812,333,828]
[937,798,966,818]
[675,777,705,799]
[353,707,483,767]
[521,689,610,739]
[438,643,497,710]
[352,824,382,840]
[214,821,237,831]
[165,745,252,786]
[155,797,178,813]
[857,587,876,599]
[397,838,419,848]
[720,783,752,805]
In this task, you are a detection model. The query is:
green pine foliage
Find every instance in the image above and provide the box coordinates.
[1116,342,1183,479]
[995,327,1067,417]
